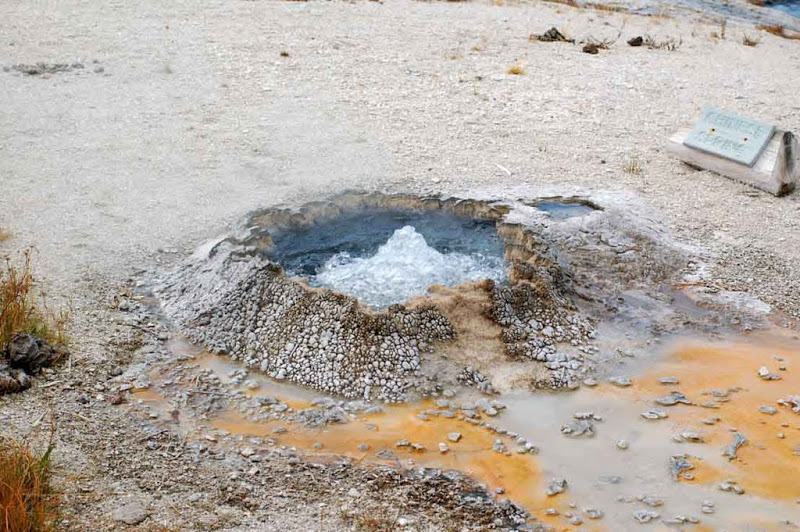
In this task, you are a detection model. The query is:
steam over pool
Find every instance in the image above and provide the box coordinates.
[313,226,507,309]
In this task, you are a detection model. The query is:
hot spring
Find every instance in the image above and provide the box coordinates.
[264,209,508,309]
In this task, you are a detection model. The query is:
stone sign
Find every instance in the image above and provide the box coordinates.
[683,107,774,166]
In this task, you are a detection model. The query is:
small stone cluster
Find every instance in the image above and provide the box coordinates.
[489,281,595,387]
[0,334,66,395]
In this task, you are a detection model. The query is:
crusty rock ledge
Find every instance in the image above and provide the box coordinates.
[154,191,688,400]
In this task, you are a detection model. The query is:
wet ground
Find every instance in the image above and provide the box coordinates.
[133,329,800,530]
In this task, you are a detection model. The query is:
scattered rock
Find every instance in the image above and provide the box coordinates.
[758,366,781,380]
[5,334,64,374]
[584,508,604,519]
[573,412,602,421]
[655,391,692,406]
[722,433,747,461]
[628,36,644,47]
[609,376,632,387]
[778,395,800,414]
[633,510,659,524]
[582,43,600,55]
[447,432,462,442]
[718,480,745,495]
[561,419,595,438]
[240,447,255,458]
[531,27,574,43]
[759,405,777,415]
[616,439,629,450]
[677,431,704,443]
[638,495,663,507]
[111,500,148,525]
[546,478,567,497]
[641,408,668,420]
[438,443,449,453]
[669,454,694,480]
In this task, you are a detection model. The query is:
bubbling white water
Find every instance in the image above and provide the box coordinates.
[313,225,507,309]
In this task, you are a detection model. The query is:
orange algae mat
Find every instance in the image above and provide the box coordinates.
[137,334,799,530]
[601,336,800,502]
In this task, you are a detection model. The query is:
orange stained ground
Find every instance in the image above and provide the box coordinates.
[600,336,800,503]
[211,400,597,529]
[135,333,800,530]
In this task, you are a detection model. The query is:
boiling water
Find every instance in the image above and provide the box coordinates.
[314,226,506,309]
[265,209,508,309]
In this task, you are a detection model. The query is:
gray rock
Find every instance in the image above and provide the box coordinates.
[655,391,692,406]
[633,510,659,524]
[669,454,694,480]
[609,376,632,387]
[111,500,148,525]
[778,395,800,413]
[546,477,567,496]
[638,495,663,507]
[722,432,747,461]
[658,376,679,385]
[641,408,668,420]
[447,432,462,442]
[718,481,745,495]
[561,419,595,438]
[584,508,604,519]
[678,431,704,443]
[759,406,777,415]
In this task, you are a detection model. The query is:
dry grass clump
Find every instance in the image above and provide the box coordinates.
[643,34,682,50]
[742,34,761,46]
[542,0,579,7]
[623,157,644,175]
[0,229,9,243]
[584,2,628,13]
[0,437,60,532]
[507,63,525,75]
[0,250,69,351]
[757,24,800,40]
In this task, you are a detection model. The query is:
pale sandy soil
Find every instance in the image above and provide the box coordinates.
[1,0,799,313]
[1,0,800,530]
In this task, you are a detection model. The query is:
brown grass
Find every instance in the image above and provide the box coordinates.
[757,24,800,40]
[623,157,644,175]
[542,0,579,7]
[0,437,59,532]
[0,229,9,243]
[742,34,760,46]
[643,34,682,50]
[584,2,628,13]
[0,249,70,351]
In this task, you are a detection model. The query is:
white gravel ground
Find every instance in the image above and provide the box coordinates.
[1,0,799,317]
